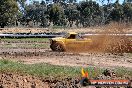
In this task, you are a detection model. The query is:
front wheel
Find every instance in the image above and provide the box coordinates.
[50,43,65,52]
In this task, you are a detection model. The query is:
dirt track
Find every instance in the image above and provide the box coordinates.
[0,49,132,88]
[0,48,132,69]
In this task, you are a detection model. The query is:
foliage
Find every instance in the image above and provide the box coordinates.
[0,0,19,28]
[78,1,101,27]
[1,0,132,28]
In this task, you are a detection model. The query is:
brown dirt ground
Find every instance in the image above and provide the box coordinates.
[0,72,82,88]
[0,49,132,68]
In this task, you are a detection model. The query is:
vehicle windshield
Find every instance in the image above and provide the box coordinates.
[76,34,84,39]
[63,33,83,39]
[63,33,69,38]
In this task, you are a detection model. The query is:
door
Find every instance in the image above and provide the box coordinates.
[65,34,85,51]
[65,34,77,50]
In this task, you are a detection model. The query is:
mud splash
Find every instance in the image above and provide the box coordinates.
[67,22,132,53]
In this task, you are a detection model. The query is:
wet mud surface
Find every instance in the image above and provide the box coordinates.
[0,49,132,68]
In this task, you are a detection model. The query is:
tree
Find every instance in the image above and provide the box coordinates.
[0,0,19,28]
[123,2,132,23]
[109,1,124,22]
[49,4,65,26]
[64,3,78,27]
[78,1,101,27]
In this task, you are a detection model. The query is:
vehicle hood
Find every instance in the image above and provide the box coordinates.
[51,37,65,41]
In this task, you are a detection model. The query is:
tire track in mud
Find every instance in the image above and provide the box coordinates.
[0,48,132,68]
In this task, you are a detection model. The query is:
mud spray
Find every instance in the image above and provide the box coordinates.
[67,22,132,53]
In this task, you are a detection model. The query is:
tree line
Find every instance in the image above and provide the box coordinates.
[0,0,132,28]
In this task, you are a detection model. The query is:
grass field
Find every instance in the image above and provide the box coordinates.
[0,59,132,79]
[0,38,50,48]
[0,38,49,42]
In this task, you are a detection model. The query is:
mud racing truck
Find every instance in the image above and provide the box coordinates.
[49,32,132,52]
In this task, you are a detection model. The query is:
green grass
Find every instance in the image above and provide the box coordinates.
[0,59,82,78]
[115,67,132,77]
[128,53,132,57]
[1,38,49,42]
[0,38,50,48]
[0,59,132,79]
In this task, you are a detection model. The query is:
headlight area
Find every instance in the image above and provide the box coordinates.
[49,39,52,44]
[49,39,56,44]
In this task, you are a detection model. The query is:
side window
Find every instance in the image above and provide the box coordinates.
[76,35,83,39]
[67,34,76,39]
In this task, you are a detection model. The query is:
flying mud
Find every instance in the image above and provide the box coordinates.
[67,23,132,53]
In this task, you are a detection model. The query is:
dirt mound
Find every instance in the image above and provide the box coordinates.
[0,72,49,88]
[0,72,81,88]
[0,69,131,88]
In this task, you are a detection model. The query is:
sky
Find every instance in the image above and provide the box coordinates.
[26,0,124,5]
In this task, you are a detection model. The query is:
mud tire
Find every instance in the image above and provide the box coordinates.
[50,43,65,52]
[50,44,56,51]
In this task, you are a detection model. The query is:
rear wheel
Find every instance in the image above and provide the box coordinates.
[50,43,65,52]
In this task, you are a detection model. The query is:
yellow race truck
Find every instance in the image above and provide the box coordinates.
[49,32,132,52]
[49,32,93,52]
